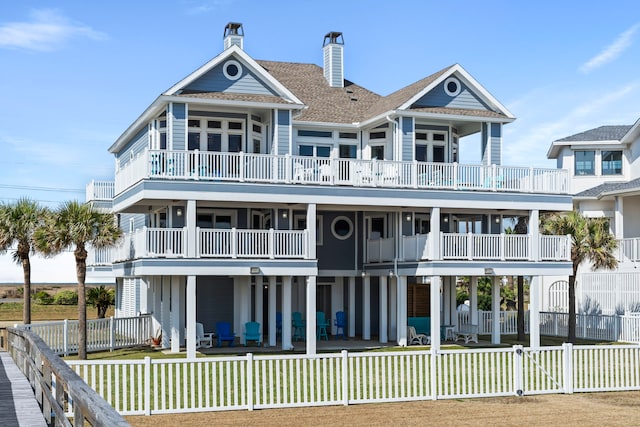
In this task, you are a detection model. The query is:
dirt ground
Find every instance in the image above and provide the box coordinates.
[127,391,640,426]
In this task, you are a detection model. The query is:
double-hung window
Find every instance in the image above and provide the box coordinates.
[574,150,595,176]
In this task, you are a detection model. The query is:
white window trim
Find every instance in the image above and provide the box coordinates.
[331,216,354,240]
[223,59,243,81]
[444,77,461,97]
[187,116,245,152]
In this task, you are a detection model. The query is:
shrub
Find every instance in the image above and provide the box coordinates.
[54,290,78,305]
[34,290,54,305]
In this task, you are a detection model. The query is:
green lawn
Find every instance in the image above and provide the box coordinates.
[0,301,114,322]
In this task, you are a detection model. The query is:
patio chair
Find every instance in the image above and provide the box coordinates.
[407,325,430,345]
[292,311,305,341]
[316,311,329,340]
[195,322,214,349]
[334,311,347,340]
[243,321,262,347]
[215,321,236,347]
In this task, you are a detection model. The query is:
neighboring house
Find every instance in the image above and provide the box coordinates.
[85,23,572,357]
[546,118,640,313]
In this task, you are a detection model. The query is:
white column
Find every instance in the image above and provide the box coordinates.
[268,276,277,347]
[186,276,196,359]
[389,276,397,341]
[363,275,371,340]
[152,278,162,339]
[306,276,317,355]
[234,278,242,343]
[430,276,441,350]
[615,196,624,239]
[331,279,344,336]
[282,276,293,350]
[307,204,317,259]
[186,200,197,257]
[397,275,407,346]
[255,278,263,333]
[170,277,181,353]
[530,275,541,348]
[238,277,251,345]
[179,280,186,346]
[530,209,540,261]
[491,276,501,345]
[449,277,458,329]
[379,276,388,343]
[443,277,451,325]
[430,207,441,260]
[160,277,170,349]
[348,276,356,338]
[470,276,478,327]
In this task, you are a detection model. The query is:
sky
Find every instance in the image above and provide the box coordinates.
[0,1,639,281]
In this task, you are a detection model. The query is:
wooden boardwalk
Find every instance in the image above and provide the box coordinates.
[0,352,47,427]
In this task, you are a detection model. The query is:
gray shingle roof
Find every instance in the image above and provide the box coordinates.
[557,125,632,142]
[575,177,640,198]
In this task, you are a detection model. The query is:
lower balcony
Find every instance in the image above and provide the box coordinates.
[366,233,571,263]
[88,227,310,264]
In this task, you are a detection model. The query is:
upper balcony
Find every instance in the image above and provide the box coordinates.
[112,149,570,197]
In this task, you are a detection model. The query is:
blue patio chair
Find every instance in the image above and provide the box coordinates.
[292,311,305,341]
[334,311,347,340]
[244,321,262,347]
[276,312,282,338]
[215,321,236,347]
[316,311,329,340]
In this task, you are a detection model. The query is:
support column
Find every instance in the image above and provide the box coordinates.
[186,200,196,257]
[363,275,371,340]
[282,276,293,350]
[238,277,251,345]
[530,209,540,261]
[492,276,501,345]
[443,277,451,325]
[615,196,624,239]
[530,276,541,348]
[430,276,441,350]
[160,277,170,349]
[430,207,441,260]
[152,278,162,339]
[306,276,317,355]
[389,276,397,341]
[349,276,356,338]
[170,277,181,353]
[470,276,478,327]
[397,275,407,346]
[331,279,344,336]
[186,276,196,359]
[268,276,277,347]
[379,276,388,343]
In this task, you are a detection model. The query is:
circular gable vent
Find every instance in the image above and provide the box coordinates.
[223,60,242,80]
[444,77,461,97]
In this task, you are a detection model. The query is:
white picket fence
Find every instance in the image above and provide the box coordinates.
[540,312,640,343]
[67,343,640,415]
[19,315,152,356]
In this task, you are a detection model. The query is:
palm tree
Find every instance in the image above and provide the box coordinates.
[87,285,115,318]
[0,198,48,325]
[541,210,618,343]
[34,201,122,359]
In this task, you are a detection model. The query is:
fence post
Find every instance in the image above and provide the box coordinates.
[110,316,115,351]
[430,348,438,400]
[513,345,524,396]
[63,319,69,357]
[563,342,573,394]
[341,350,349,406]
[144,356,151,416]
[247,353,254,411]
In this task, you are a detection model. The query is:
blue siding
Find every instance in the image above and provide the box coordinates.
[401,117,414,161]
[115,128,148,165]
[316,212,356,271]
[481,123,489,165]
[413,80,491,111]
[490,123,501,165]
[184,61,278,96]
[196,276,234,331]
[171,103,186,150]
[120,213,146,232]
[277,110,290,155]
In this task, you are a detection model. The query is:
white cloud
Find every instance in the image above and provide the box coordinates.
[0,9,107,52]
[580,23,640,73]
[184,0,235,15]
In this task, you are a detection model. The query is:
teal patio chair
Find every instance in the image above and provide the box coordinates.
[334,311,347,340]
[292,311,305,341]
[215,321,236,347]
[316,311,329,340]
[244,321,262,347]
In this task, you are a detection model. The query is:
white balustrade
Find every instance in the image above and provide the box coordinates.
[86,180,115,201]
[617,238,640,262]
[199,228,308,259]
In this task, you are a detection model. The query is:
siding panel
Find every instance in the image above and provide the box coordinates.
[171,103,186,150]
[277,110,290,155]
[413,80,491,111]
[184,62,278,96]
[402,117,414,161]
[115,128,148,165]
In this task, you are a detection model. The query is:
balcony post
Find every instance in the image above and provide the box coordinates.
[530,209,539,261]
[412,160,418,188]
[430,207,440,261]
[467,232,473,261]
[453,163,458,190]
[500,233,506,261]
[231,227,238,259]
[285,154,292,183]
[269,228,275,259]
[239,151,245,182]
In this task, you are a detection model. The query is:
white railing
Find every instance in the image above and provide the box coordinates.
[617,238,640,262]
[199,228,309,259]
[539,311,640,343]
[86,180,115,201]
[113,149,570,195]
[366,233,570,263]
[19,315,152,356]
[458,310,530,335]
[68,343,640,415]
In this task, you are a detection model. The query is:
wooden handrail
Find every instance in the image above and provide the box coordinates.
[7,327,129,427]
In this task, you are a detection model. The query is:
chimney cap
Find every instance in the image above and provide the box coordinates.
[323,31,344,47]
[224,22,244,37]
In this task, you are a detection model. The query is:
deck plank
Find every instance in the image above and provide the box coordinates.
[0,352,47,427]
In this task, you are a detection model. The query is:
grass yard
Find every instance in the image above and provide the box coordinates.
[0,301,114,322]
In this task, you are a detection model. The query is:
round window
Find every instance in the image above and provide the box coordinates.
[223,60,242,81]
[331,216,353,240]
[444,77,461,97]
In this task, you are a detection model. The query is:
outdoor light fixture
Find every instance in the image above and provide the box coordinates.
[443,216,449,223]
[361,271,366,278]
[484,267,495,275]
[282,210,288,219]
[495,216,501,224]
[406,213,411,222]
[176,208,183,217]
[250,266,260,275]
[389,270,394,277]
